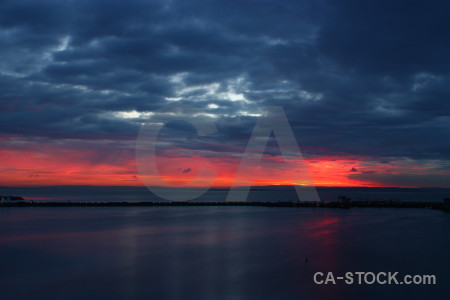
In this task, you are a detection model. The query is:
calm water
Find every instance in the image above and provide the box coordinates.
[1,206,449,299]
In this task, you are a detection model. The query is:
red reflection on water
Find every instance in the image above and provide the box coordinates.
[288,214,344,299]
[306,217,340,246]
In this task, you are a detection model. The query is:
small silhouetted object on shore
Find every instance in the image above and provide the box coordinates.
[443,198,450,207]
[338,196,352,208]
[443,198,450,212]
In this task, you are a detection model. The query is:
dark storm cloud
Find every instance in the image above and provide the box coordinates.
[1,0,450,163]
[318,0,450,76]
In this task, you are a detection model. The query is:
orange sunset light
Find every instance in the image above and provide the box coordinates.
[0,144,386,187]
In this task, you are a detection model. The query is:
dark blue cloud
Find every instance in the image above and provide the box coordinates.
[1,0,450,166]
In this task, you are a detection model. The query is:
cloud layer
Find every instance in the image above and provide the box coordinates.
[1,0,450,186]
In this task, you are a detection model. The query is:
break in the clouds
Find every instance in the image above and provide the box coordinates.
[1,0,450,187]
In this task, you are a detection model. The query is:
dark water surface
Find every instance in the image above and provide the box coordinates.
[1,206,449,300]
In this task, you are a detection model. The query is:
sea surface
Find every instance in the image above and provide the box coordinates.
[1,204,449,299]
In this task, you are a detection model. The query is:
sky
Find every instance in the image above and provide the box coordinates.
[1,0,450,188]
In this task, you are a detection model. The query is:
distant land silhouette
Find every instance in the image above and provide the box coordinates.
[1,185,450,212]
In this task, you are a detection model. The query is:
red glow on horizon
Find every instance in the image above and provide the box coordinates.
[0,142,436,188]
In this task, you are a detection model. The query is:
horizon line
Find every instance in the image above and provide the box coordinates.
[2,184,450,190]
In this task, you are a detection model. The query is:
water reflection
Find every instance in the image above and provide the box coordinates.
[0,207,449,299]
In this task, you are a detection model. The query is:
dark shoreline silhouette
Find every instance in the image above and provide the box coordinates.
[1,200,449,212]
